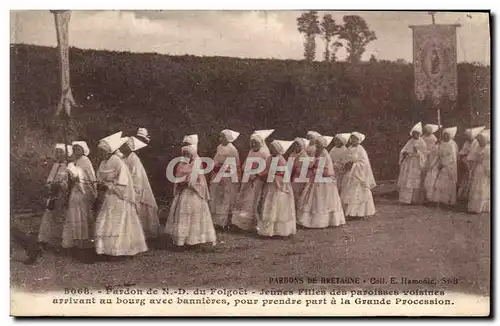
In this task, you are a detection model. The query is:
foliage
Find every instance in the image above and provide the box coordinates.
[10,44,491,209]
[338,15,377,63]
[297,11,321,61]
[320,14,340,62]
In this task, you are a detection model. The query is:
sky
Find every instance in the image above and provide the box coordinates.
[10,10,491,63]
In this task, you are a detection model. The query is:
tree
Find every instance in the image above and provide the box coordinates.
[297,11,321,61]
[330,41,343,63]
[338,15,377,63]
[369,54,377,63]
[320,14,340,62]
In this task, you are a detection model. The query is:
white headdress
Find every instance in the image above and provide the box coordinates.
[126,136,147,151]
[221,129,240,143]
[181,144,198,156]
[98,131,125,154]
[350,131,366,143]
[252,129,274,141]
[478,129,490,143]
[466,126,486,139]
[71,141,90,156]
[55,143,73,156]
[307,131,321,140]
[183,134,199,150]
[335,133,351,145]
[137,128,150,143]
[183,134,199,146]
[294,137,309,150]
[443,127,458,139]
[317,136,334,148]
[424,124,440,134]
[410,122,423,135]
[270,140,294,155]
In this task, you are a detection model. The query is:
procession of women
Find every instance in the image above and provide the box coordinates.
[397,122,491,214]
[29,122,490,265]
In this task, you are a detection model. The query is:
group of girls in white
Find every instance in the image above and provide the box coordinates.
[397,122,490,214]
[168,129,376,245]
[37,127,378,262]
[38,128,159,263]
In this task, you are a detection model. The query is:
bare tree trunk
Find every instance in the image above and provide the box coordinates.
[324,39,330,62]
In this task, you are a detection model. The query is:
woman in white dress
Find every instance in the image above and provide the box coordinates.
[182,134,199,150]
[341,132,376,218]
[120,136,160,241]
[468,129,490,214]
[458,126,485,202]
[289,137,310,207]
[424,127,459,206]
[421,124,439,193]
[94,131,148,259]
[397,122,427,204]
[329,133,350,194]
[209,129,241,229]
[38,144,72,249]
[305,131,321,156]
[63,141,97,261]
[257,140,296,237]
[232,129,274,232]
[165,143,217,247]
[297,136,346,228]
[422,124,439,153]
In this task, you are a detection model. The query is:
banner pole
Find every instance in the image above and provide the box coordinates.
[437,106,441,129]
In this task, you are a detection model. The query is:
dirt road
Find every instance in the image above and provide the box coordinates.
[10,197,490,297]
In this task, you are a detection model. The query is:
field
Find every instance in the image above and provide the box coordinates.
[11,194,490,297]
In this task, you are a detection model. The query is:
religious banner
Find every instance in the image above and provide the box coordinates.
[52,10,76,116]
[411,24,459,104]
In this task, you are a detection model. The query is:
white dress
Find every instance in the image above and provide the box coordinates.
[397,138,427,204]
[165,158,217,246]
[257,155,296,237]
[468,144,490,213]
[297,149,345,228]
[329,145,348,193]
[123,152,160,239]
[38,162,69,246]
[424,141,458,205]
[232,148,270,231]
[458,139,480,201]
[341,145,376,217]
[289,150,309,208]
[94,154,148,256]
[63,155,97,248]
[209,143,240,227]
